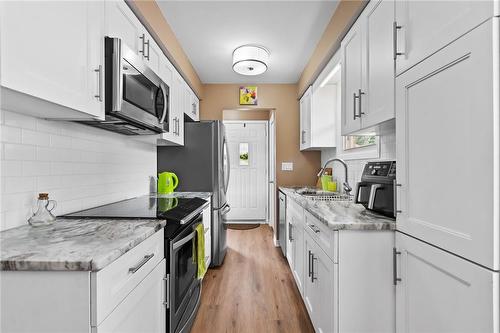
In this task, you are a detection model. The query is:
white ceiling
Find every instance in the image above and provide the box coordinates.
[156,1,339,84]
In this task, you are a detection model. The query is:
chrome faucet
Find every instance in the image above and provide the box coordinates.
[317,158,352,195]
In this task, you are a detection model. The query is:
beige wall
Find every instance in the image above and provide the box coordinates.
[129,0,204,98]
[297,0,366,97]
[201,84,321,187]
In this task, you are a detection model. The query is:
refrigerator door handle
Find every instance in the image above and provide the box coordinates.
[223,135,230,194]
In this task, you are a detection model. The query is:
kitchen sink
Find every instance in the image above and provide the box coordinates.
[295,188,353,202]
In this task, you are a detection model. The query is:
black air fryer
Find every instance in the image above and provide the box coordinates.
[356,161,396,218]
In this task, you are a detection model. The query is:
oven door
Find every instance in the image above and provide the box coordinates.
[169,215,202,332]
[105,37,169,134]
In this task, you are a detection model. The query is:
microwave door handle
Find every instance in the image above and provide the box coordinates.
[112,38,123,112]
[159,86,167,124]
[368,184,384,210]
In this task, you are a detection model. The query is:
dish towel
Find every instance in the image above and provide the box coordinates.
[196,223,207,279]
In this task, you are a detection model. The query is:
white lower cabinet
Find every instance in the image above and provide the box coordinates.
[395,232,499,333]
[285,196,394,333]
[0,231,166,333]
[202,199,212,267]
[96,259,166,333]
[303,231,336,333]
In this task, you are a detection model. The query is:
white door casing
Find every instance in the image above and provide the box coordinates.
[224,121,268,221]
[269,112,277,235]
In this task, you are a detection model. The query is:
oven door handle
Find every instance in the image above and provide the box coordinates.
[173,229,197,251]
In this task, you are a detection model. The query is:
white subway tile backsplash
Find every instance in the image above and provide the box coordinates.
[4,143,36,160]
[0,110,156,231]
[22,128,50,146]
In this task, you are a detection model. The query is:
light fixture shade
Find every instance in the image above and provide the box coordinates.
[232,45,269,76]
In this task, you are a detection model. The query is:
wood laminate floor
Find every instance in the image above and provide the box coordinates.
[191,225,314,333]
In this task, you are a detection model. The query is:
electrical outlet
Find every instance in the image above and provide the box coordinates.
[281,162,293,171]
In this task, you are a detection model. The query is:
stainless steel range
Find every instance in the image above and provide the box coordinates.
[63,195,209,333]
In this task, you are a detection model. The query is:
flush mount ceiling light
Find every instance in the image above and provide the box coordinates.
[232,45,270,76]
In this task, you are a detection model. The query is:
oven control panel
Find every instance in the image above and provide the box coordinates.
[361,161,396,181]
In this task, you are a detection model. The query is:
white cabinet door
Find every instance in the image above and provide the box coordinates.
[341,19,363,135]
[299,86,312,150]
[105,1,142,54]
[361,0,395,128]
[144,33,162,75]
[396,18,500,270]
[186,89,200,121]
[291,222,304,295]
[0,1,104,119]
[395,233,498,333]
[303,233,335,333]
[96,260,166,333]
[395,0,497,75]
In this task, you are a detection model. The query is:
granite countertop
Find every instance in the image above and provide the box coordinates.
[279,187,395,231]
[0,218,165,271]
[0,192,212,272]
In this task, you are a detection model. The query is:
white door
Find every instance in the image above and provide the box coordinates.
[0,1,104,119]
[341,19,363,135]
[225,121,268,221]
[395,0,496,76]
[361,0,395,128]
[395,233,498,333]
[395,18,499,270]
[96,260,166,333]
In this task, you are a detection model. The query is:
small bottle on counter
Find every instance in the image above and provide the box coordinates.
[28,193,57,227]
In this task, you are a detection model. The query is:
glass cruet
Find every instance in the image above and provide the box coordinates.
[28,193,57,227]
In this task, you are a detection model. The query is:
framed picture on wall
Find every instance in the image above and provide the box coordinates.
[239,86,258,105]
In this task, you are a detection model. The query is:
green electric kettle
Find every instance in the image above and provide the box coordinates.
[158,172,179,194]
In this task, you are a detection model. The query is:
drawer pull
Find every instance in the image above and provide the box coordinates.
[308,224,320,233]
[128,253,154,274]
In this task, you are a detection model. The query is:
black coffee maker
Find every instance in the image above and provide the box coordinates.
[356,161,396,218]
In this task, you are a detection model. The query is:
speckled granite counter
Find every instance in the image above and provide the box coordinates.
[279,187,395,231]
[0,218,165,271]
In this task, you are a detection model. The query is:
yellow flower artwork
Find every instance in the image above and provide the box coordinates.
[239,86,258,105]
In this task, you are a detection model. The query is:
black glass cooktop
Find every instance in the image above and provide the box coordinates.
[63,195,208,224]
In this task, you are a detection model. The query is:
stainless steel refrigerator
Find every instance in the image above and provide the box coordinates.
[157,120,230,266]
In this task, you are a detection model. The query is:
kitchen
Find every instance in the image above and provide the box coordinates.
[0,1,498,333]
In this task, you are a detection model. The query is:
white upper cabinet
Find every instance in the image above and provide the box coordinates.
[299,86,313,150]
[0,1,105,120]
[395,233,498,333]
[105,1,160,75]
[186,88,200,122]
[341,18,364,135]
[341,0,395,135]
[158,70,184,146]
[394,0,498,76]
[395,18,500,270]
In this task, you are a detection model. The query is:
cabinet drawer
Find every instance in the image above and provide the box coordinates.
[304,211,338,263]
[91,230,164,326]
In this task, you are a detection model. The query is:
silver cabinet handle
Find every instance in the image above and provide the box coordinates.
[308,224,320,234]
[129,253,154,274]
[192,102,196,115]
[393,248,402,285]
[393,22,403,60]
[393,181,402,216]
[357,89,365,118]
[94,65,103,102]
[139,33,146,57]
[145,38,150,61]
[311,253,317,282]
[301,130,306,144]
[163,274,170,308]
[353,92,359,120]
[288,223,293,241]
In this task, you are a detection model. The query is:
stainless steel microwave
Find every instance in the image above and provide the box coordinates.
[80,37,169,135]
